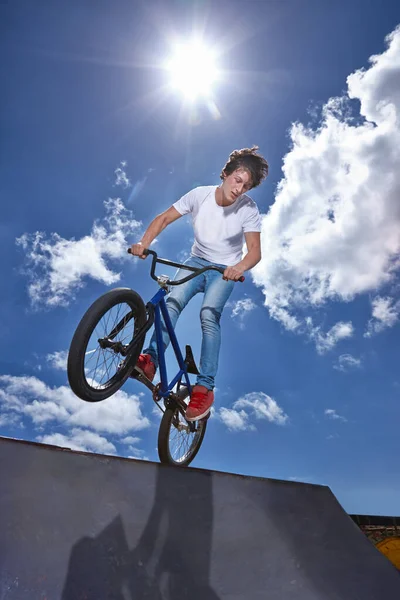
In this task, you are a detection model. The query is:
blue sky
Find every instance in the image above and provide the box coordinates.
[1,0,400,516]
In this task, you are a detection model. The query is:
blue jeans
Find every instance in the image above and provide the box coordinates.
[144,255,235,390]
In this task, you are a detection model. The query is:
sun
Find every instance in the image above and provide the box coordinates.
[166,40,219,100]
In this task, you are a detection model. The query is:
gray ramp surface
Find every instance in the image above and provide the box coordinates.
[0,436,399,599]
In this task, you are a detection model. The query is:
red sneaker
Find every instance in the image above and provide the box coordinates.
[134,354,156,381]
[185,385,214,422]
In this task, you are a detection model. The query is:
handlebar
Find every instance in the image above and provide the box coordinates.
[127,248,245,285]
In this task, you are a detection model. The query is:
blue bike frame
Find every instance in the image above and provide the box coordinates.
[148,287,192,399]
[126,247,244,401]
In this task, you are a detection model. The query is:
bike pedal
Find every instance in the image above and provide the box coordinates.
[201,411,211,422]
[129,366,141,379]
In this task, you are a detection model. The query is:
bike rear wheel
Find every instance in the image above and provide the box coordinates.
[158,394,207,467]
[67,288,147,402]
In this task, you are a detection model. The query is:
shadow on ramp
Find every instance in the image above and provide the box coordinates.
[62,463,220,600]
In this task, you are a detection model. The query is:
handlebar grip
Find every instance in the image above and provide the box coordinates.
[127,247,150,256]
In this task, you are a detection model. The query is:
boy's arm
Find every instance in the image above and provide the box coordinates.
[223,232,261,281]
[131,206,183,258]
[239,231,261,271]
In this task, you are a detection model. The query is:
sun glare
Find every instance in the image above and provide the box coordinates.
[166,40,219,100]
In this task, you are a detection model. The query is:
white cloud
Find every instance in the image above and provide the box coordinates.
[230,298,257,329]
[114,162,131,188]
[218,391,288,432]
[0,412,23,428]
[334,353,362,372]
[0,388,24,411]
[37,428,117,455]
[306,318,354,354]
[46,350,68,371]
[25,399,70,424]
[125,445,149,461]
[234,392,289,425]
[252,26,400,344]
[127,454,148,461]
[151,405,163,420]
[325,408,347,422]
[364,295,400,337]
[0,374,150,435]
[120,435,141,445]
[16,198,142,308]
[219,407,255,432]
[119,433,149,460]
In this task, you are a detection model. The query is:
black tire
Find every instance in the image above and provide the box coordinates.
[67,288,147,402]
[158,397,207,467]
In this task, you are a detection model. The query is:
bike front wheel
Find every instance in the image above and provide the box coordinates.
[67,288,147,402]
[158,401,207,467]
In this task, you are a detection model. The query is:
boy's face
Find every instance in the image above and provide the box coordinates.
[221,168,253,201]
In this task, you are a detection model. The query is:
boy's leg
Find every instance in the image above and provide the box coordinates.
[185,268,234,421]
[143,258,205,368]
[196,270,235,390]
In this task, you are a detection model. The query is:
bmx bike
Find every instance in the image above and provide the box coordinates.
[67,249,244,467]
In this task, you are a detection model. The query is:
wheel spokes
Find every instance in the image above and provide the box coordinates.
[168,410,202,463]
[83,302,136,389]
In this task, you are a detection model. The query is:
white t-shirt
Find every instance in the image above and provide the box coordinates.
[173,185,261,266]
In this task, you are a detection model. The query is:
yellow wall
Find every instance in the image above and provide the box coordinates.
[376,537,400,570]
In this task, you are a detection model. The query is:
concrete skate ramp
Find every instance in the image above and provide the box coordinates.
[1,437,399,599]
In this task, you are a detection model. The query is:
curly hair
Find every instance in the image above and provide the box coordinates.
[220,146,269,188]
